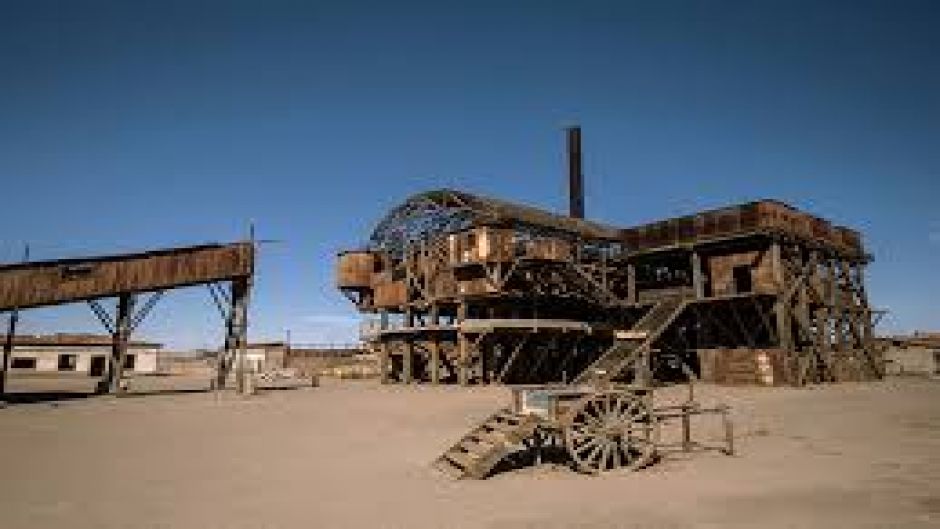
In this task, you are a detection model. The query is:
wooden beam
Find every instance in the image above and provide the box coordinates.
[231,276,250,394]
[0,242,253,312]
[379,310,390,384]
[403,309,414,384]
[770,240,784,291]
[430,305,440,385]
[691,251,704,299]
[0,311,18,398]
[458,302,469,386]
[627,263,637,304]
[833,261,847,352]
[378,341,390,384]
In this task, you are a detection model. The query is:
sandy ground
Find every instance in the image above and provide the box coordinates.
[1,376,939,529]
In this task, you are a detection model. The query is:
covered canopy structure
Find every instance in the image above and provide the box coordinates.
[367,189,621,257]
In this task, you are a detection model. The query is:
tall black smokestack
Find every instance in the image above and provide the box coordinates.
[567,126,584,219]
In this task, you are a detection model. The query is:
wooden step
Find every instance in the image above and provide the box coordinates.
[431,457,466,479]
[432,409,538,479]
[458,438,495,456]
[444,449,480,470]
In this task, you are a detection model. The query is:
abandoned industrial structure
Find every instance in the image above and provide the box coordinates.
[338,129,880,388]
[0,242,255,397]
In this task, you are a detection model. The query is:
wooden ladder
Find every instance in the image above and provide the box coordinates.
[432,408,539,479]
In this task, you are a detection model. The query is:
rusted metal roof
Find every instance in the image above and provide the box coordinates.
[368,189,621,256]
[619,199,865,257]
[367,190,865,258]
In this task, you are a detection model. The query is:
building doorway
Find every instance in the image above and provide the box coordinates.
[90,355,107,377]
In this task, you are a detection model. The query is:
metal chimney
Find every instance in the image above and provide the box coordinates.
[567,126,584,219]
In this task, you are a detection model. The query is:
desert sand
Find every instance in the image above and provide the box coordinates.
[1,377,939,529]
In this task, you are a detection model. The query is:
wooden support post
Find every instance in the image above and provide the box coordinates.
[691,251,704,299]
[833,261,847,353]
[813,256,830,381]
[854,264,878,377]
[722,407,735,456]
[627,262,637,304]
[215,296,235,390]
[635,346,653,387]
[378,310,390,384]
[797,283,811,384]
[814,306,830,381]
[771,242,794,383]
[430,305,440,385]
[841,260,858,351]
[378,341,390,384]
[1,310,18,399]
[770,240,784,291]
[0,245,27,400]
[109,293,134,394]
[772,243,792,353]
[681,405,692,452]
[458,302,469,386]
[230,277,250,394]
[403,308,414,384]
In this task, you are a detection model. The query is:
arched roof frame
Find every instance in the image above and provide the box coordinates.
[368,189,621,257]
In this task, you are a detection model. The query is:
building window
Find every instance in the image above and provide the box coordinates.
[123,354,136,371]
[58,354,78,371]
[732,265,752,294]
[11,357,36,369]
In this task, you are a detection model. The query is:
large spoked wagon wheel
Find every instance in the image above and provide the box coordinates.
[564,391,658,474]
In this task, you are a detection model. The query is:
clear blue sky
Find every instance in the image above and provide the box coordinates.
[1,0,937,348]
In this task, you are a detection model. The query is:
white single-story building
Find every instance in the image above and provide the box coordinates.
[244,342,287,373]
[880,332,940,377]
[2,333,162,379]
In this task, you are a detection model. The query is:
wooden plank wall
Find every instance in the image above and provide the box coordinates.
[698,348,787,386]
[708,250,777,296]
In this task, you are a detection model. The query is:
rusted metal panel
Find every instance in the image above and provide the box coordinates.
[0,242,253,311]
[373,280,407,308]
[620,199,865,257]
[336,251,376,289]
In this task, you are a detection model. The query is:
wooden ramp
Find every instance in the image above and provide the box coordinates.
[573,297,690,384]
[432,408,539,479]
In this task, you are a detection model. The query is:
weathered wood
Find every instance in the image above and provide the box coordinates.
[231,276,250,394]
[403,309,414,384]
[0,243,253,312]
[430,306,440,384]
[834,261,847,352]
[0,311,18,398]
[565,391,657,474]
[691,251,704,299]
[341,186,873,388]
[109,293,134,394]
[457,302,469,386]
[626,263,637,304]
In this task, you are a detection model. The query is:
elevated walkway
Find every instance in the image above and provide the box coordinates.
[573,296,690,384]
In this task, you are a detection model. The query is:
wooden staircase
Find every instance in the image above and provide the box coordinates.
[573,296,690,384]
[432,408,539,479]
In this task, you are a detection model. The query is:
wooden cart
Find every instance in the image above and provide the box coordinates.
[434,383,734,478]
